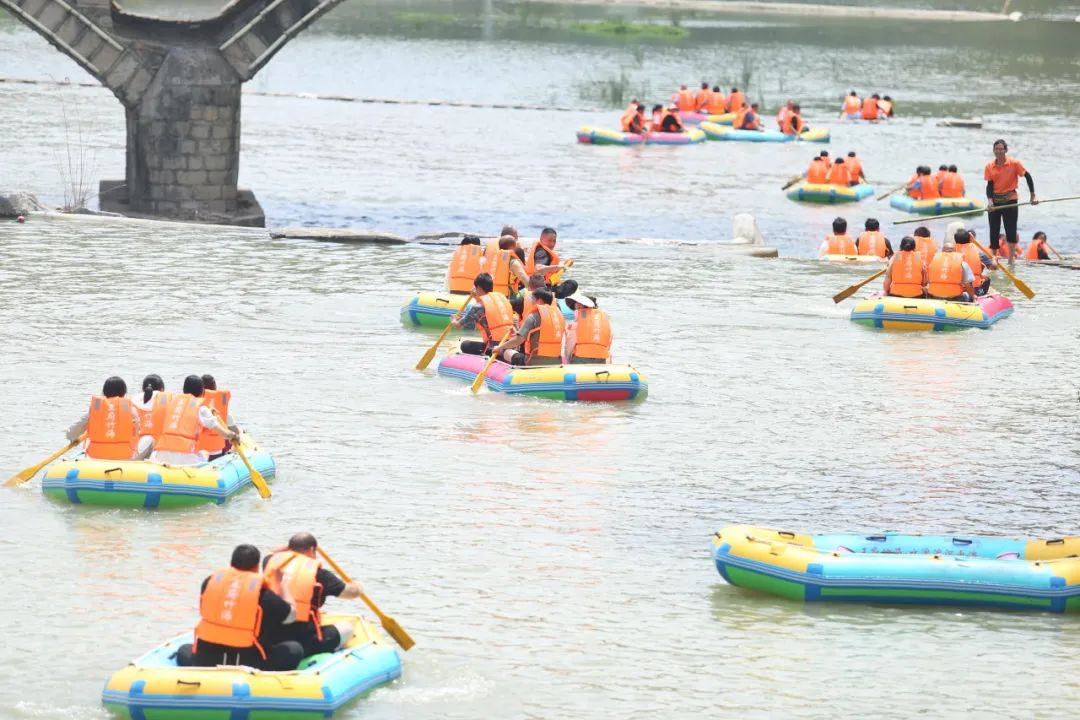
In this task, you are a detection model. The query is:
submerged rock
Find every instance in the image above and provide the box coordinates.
[720,213,779,257]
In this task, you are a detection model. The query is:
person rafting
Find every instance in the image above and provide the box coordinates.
[525,227,569,285]
[933,164,949,188]
[619,103,640,133]
[648,104,663,131]
[727,88,746,113]
[840,91,861,117]
[878,95,894,117]
[993,233,1017,258]
[776,100,793,130]
[985,138,1037,263]
[906,166,941,200]
[927,238,978,302]
[563,292,612,364]
[806,156,829,184]
[484,235,529,297]
[941,165,965,198]
[176,544,304,671]
[856,218,893,258]
[451,272,516,356]
[912,226,938,266]
[130,374,165,459]
[861,93,880,120]
[491,288,565,366]
[705,86,726,114]
[825,157,854,187]
[845,151,865,184]
[674,85,695,112]
[781,104,804,136]
[694,82,712,112]
[446,235,484,294]
[198,374,234,460]
[883,237,927,298]
[66,376,142,461]
[511,272,547,319]
[149,375,237,466]
[657,104,684,133]
[1025,231,1051,260]
[736,103,763,130]
[819,217,856,256]
[956,229,995,297]
[263,532,366,658]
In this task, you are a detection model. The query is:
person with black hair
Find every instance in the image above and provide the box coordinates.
[985,139,1037,263]
[447,235,485,294]
[150,375,236,466]
[263,533,365,657]
[66,376,142,460]
[452,273,517,356]
[131,374,166,459]
[927,237,978,302]
[856,218,893,258]
[525,228,568,284]
[955,229,995,297]
[819,217,856,256]
[491,288,565,366]
[883,237,927,298]
[941,165,965,198]
[483,235,529,297]
[176,544,303,671]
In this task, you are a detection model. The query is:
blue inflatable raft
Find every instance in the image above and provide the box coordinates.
[889,195,984,216]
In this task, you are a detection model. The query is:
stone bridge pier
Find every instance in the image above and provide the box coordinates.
[0,0,350,226]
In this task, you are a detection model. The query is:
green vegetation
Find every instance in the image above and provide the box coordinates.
[577,69,652,109]
[567,20,689,41]
[396,11,459,31]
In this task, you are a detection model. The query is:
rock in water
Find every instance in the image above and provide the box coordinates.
[268,227,408,244]
[731,213,765,245]
[0,191,48,217]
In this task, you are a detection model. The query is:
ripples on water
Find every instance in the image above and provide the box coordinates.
[1,6,1080,719]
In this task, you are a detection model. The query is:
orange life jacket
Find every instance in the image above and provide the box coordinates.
[477,292,515,346]
[843,96,860,114]
[914,176,940,200]
[825,234,857,255]
[156,394,203,455]
[941,172,965,198]
[197,389,231,455]
[933,170,948,188]
[134,391,170,439]
[858,231,888,258]
[846,157,863,182]
[861,97,878,120]
[526,304,566,363]
[705,92,726,114]
[525,242,561,281]
[728,91,746,112]
[193,567,266,659]
[484,245,515,296]
[675,89,695,112]
[263,551,324,639]
[958,243,985,285]
[913,236,937,266]
[1024,241,1045,261]
[695,88,711,111]
[781,111,803,135]
[826,163,851,186]
[572,308,612,362]
[447,244,484,294]
[888,251,925,297]
[806,160,829,185]
[85,396,136,460]
[928,251,965,298]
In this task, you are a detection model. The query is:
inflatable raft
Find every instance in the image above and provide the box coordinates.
[890,195,984,216]
[677,110,736,125]
[700,122,830,143]
[437,349,647,402]
[713,525,1080,613]
[102,614,401,719]
[850,292,1013,331]
[41,433,274,508]
[401,292,574,329]
[820,254,885,264]
[576,126,705,146]
[786,183,874,204]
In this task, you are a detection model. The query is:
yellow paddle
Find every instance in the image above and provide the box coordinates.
[1045,242,1064,261]
[232,435,272,499]
[548,257,574,287]
[781,174,803,190]
[471,330,513,394]
[317,546,415,651]
[832,268,887,304]
[416,298,472,371]
[893,195,1080,225]
[968,236,1035,300]
[876,183,905,201]
[5,437,81,487]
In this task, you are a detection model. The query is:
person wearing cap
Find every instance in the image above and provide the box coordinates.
[563,292,613,364]
[491,288,565,366]
[883,237,927,298]
[657,104,685,133]
[927,237,978,302]
[955,229,996,297]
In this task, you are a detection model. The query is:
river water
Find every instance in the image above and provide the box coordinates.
[2,2,1080,719]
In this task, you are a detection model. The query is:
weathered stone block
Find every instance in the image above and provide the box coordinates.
[204,155,228,171]
[177,170,208,185]
[187,157,203,171]
[207,171,228,185]
[211,124,231,140]
[180,200,203,212]
[190,123,210,139]
[207,200,229,214]
[195,185,223,201]
[181,140,197,154]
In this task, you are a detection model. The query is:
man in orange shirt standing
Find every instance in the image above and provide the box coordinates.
[985,139,1037,264]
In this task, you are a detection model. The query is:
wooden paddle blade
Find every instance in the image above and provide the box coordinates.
[416,324,452,371]
[5,439,78,487]
[234,444,272,499]
[471,354,498,394]
[781,175,802,190]
[379,612,415,650]
[832,268,886,304]
[971,238,1036,300]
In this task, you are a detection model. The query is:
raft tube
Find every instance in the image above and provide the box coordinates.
[889,195,984,216]
[820,254,885,264]
[102,614,401,719]
[437,350,647,402]
[576,126,706,146]
[41,433,274,508]
[713,525,1080,613]
[786,183,874,204]
[677,110,736,125]
[850,292,1013,331]
[401,292,574,329]
[700,122,830,143]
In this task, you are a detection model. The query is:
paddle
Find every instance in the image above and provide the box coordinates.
[548,257,575,287]
[232,436,272,499]
[781,174,803,191]
[893,195,1080,225]
[832,268,887,304]
[876,184,905,201]
[1045,242,1064,261]
[316,546,415,651]
[471,330,513,394]
[5,437,81,487]
[968,236,1035,300]
[416,298,472,371]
